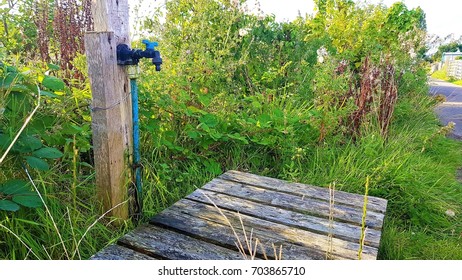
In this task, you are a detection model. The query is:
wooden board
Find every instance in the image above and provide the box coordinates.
[117,224,244,260]
[177,195,382,248]
[91,244,157,260]
[150,200,377,260]
[200,178,385,229]
[220,170,388,213]
[91,170,388,260]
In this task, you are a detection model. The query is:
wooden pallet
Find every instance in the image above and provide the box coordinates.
[91,170,388,260]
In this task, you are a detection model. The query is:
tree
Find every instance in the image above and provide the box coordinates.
[0,0,37,59]
[432,41,462,62]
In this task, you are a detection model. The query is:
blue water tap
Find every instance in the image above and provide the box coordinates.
[117,39,162,71]
[142,39,158,50]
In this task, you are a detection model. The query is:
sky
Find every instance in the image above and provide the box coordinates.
[246,0,462,39]
[129,0,462,39]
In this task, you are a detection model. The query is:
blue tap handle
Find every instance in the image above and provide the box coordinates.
[142,39,159,51]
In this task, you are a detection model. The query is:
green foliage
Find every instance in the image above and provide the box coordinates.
[0,180,42,211]
[431,67,449,81]
[311,0,426,67]
[431,65,462,85]
[1,0,462,260]
[432,42,462,62]
[0,63,65,164]
[0,0,37,58]
[133,0,462,260]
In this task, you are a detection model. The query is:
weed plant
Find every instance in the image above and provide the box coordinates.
[1,0,462,260]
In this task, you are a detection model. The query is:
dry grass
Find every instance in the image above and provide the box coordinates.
[200,190,283,260]
[358,176,369,260]
[326,182,335,259]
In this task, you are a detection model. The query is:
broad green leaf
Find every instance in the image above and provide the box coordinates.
[257,114,272,128]
[61,123,82,134]
[198,94,212,107]
[40,90,59,98]
[47,63,60,71]
[0,180,29,195]
[187,106,206,115]
[208,129,223,141]
[0,200,20,212]
[272,109,284,120]
[41,75,65,91]
[13,135,42,153]
[227,133,249,144]
[203,160,222,176]
[25,156,50,171]
[187,130,200,139]
[23,135,43,151]
[0,133,10,149]
[12,193,43,208]
[199,114,219,128]
[32,147,63,159]
[10,84,30,93]
[0,72,21,89]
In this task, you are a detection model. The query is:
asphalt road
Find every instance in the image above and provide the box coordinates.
[429,78,462,139]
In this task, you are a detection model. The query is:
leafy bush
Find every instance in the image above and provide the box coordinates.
[1,0,462,260]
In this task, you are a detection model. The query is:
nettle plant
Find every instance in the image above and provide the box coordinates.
[0,62,65,211]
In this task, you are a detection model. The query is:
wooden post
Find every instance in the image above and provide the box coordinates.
[84,0,132,220]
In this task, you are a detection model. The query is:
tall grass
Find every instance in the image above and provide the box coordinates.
[0,161,132,259]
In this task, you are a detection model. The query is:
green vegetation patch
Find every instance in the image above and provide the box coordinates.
[1,0,462,260]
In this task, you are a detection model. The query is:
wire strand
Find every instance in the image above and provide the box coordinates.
[90,92,131,112]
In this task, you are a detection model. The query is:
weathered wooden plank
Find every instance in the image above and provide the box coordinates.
[174,198,381,249]
[151,201,378,260]
[90,244,156,260]
[151,206,326,260]
[201,178,385,229]
[184,190,382,247]
[118,224,244,260]
[220,170,388,213]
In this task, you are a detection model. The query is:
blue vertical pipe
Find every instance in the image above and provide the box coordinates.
[130,78,142,213]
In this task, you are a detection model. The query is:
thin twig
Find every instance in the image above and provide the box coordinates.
[0,223,40,259]
[42,244,52,260]
[0,85,41,164]
[200,190,248,259]
[23,165,70,259]
[66,207,81,260]
[258,241,268,260]
[358,176,370,260]
[72,199,129,259]
[326,182,335,259]
[239,213,252,257]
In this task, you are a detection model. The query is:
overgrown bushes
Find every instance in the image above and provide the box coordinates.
[1,0,462,259]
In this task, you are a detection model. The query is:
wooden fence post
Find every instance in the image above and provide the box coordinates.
[84,0,132,220]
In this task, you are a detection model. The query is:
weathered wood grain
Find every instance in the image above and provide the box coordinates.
[165,197,381,248]
[91,171,387,260]
[85,0,133,219]
[85,32,130,220]
[118,224,244,260]
[201,178,385,229]
[90,244,157,260]
[92,0,131,44]
[151,206,325,260]
[151,201,377,259]
[219,170,388,213]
